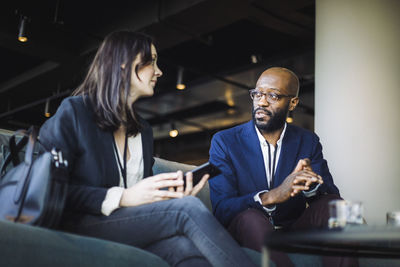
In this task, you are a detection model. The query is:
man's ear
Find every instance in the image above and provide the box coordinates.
[121,63,126,69]
[289,97,299,111]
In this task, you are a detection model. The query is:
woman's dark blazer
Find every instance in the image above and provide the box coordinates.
[39,96,154,215]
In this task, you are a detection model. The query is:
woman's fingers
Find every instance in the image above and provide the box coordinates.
[130,170,214,202]
[150,170,185,190]
[151,172,180,181]
[154,189,183,199]
[184,172,193,195]
[176,171,184,193]
[121,171,187,207]
[191,174,209,196]
[155,179,183,188]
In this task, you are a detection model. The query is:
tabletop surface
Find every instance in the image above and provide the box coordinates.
[264,225,400,258]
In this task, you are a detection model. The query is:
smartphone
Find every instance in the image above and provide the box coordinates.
[183,162,221,188]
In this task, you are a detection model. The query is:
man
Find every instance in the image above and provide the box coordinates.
[209,67,355,266]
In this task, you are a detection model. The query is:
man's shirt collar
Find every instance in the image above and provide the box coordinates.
[255,123,287,146]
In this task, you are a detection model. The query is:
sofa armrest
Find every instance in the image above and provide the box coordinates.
[153,157,196,174]
[0,220,169,267]
[153,157,213,211]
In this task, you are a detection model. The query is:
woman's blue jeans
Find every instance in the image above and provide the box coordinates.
[63,196,255,267]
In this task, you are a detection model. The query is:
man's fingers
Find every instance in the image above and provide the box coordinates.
[303,166,312,171]
[293,170,320,180]
[304,177,318,187]
[293,160,305,173]
[293,158,311,173]
[300,169,319,177]
[293,175,314,184]
[292,185,309,191]
[290,186,306,197]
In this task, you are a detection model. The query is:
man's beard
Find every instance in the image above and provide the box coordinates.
[252,103,289,133]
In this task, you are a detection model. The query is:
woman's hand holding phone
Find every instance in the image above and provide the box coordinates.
[120,162,220,207]
[120,172,185,207]
[174,171,210,196]
[174,162,220,196]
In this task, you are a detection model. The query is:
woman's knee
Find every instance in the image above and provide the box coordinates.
[169,196,209,216]
[145,236,211,267]
[180,196,206,210]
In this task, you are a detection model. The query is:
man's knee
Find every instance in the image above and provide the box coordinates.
[230,208,273,234]
[304,194,342,227]
[228,208,272,251]
[310,194,342,207]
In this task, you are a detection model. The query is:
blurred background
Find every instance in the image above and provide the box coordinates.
[1,0,399,225]
[0,0,316,165]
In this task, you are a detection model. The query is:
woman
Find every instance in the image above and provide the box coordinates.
[39,30,256,267]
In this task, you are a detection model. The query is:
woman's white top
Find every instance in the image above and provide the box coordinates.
[101,133,144,216]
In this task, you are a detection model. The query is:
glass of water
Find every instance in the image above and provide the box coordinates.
[346,201,364,225]
[387,211,400,226]
[328,200,364,228]
[328,200,347,228]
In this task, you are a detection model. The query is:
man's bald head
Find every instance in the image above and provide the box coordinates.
[256,67,299,96]
[252,66,300,133]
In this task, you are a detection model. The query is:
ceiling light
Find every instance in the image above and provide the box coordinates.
[18,15,29,43]
[44,99,51,117]
[176,67,185,90]
[169,129,179,138]
[286,111,293,123]
[227,108,235,115]
[224,88,235,107]
[169,122,179,138]
[251,55,258,64]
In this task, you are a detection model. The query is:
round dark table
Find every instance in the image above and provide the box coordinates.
[264,225,400,259]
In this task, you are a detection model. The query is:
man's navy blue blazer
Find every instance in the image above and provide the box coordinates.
[39,96,154,215]
[209,120,340,227]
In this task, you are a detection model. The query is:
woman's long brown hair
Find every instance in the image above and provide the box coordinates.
[73,30,154,136]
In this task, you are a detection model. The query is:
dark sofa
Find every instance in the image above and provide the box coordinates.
[1,130,398,266]
[0,154,261,267]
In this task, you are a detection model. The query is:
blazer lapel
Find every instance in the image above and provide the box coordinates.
[273,125,300,188]
[141,122,153,178]
[103,126,152,186]
[240,121,269,190]
[103,131,120,186]
[83,97,120,187]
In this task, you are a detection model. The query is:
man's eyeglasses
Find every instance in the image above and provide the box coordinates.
[249,89,295,104]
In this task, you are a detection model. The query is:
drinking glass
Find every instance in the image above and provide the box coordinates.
[328,200,364,228]
[328,200,347,228]
[387,211,400,226]
[346,201,364,225]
